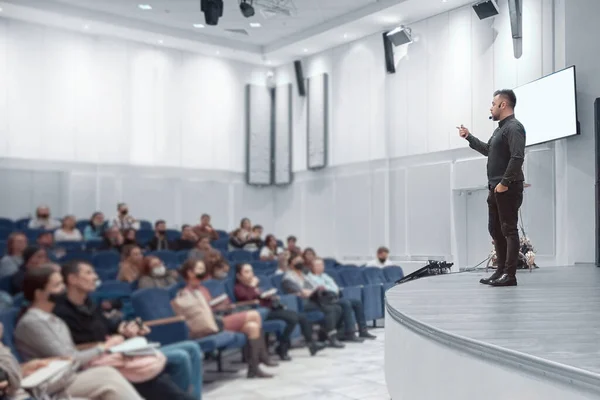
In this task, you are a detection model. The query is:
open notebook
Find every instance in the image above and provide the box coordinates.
[260,288,277,299]
[20,360,73,389]
[108,337,160,355]
[209,294,228,307]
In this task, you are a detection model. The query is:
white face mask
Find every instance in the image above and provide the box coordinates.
[95,279,102,288]
[152,265,167,277]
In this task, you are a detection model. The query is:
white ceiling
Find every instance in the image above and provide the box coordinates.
[0,0,476,65]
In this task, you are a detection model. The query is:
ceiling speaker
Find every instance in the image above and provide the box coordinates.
[472,0,500,20]
[386,26,412,47]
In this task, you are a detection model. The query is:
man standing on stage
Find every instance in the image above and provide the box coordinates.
[457,89,526,287]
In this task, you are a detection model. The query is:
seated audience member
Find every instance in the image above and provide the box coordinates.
[100,226,124,251]
[302,247,317,270]
[138,256,178,289]
[211,259,230,280]
[11,246,49,295]
[1,325,143,400]
[0,232,27,278]
[111,203,139,230]
[192,214,219,241]
[14,267,194,400]
[84,212,106,241]
[307,258,376,340]
[203,250,225,280]
[179,260,276,378]
[234,263,325,360]
[259,235,282,261]
[286,236,301,254]
[365,246,393,268]
[274,251,291,275]
[281,253,344,348]
[122,228,138,247]
[54,215,83,242]
[118,244,143,283]
[148,220,171,251]
[173,225,197,251]
[239,218,253,240]
[36,232,55,251]
[245,225,264,251]
[55,261,202,399]
[187,235,212,262]
[27,206,61,230]
[228,228,249,251]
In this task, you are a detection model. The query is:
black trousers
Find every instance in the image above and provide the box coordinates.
[133,373,196,400]
[338,298,366,333]
[487,182,524,278]
[267,308,314,343]
[304,301,343,335]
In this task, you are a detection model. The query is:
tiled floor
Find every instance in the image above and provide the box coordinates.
[203,330,389,400]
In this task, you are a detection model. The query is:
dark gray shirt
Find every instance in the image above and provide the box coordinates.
[466,114,526,187]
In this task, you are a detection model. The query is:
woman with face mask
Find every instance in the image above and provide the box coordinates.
[179,260,277,378]
[13,267,145,400]
[138,256,178,289]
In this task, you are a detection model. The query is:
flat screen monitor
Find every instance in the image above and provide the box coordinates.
[513,66,578,147]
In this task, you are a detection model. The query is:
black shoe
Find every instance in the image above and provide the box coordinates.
[479,271,503,285]
[308,341,326,356]
[359,329,377,340]
[275,343,292,361]
[490,273,517,287]
[328,337,345,348]
[341,333,364,343]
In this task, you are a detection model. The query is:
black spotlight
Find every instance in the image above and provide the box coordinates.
[201,0,224,26]
[239,0,255,18]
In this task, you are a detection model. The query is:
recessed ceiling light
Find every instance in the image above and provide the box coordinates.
[343,33,348,39]
[83,24,90,30]
[216,50,220,55]
[249,22,261,28]
[266,60,272,65]
[303,48,308,52]
[0,7,3,12]
[158,39,163,44]
[193,23,205,28]
[138,4,152,10]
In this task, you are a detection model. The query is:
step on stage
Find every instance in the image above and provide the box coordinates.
[384,266,600,400]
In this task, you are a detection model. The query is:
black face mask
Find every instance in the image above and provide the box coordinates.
[195,272,206,280]
[293,263,304,271]
[48,291,66,304]
[378,257,387,263]
[38,214,49,219]
[157,229,166,235]
[120,209,128,216]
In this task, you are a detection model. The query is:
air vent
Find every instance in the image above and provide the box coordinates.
[225,28,249,36]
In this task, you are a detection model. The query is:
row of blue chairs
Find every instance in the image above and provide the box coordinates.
[0,217,157,232]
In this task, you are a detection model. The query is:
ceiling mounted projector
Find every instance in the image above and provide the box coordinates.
[240,0,255,18]
[201,0,224,26]
[386,26,412,46]
[472,0,500,20]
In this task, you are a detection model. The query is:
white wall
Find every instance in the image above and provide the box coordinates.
[0,19,270,172]
[274,0,569,266]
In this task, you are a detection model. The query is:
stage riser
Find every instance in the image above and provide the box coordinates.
[384,310,597,400]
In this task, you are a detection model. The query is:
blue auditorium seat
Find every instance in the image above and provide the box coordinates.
[138,220,153,231]
[228,250,254,263]
[96,267,118,282]
[0,308,22,362]
[75,220,89,234]
[23,229,43,243]
[256,275,274,291]
[165,229,180,242]
[92,251,120,270]
[176,250,188,264]
[84,240,104,252]
[59,251,93,264]
[383,266,404,282]
[15,218,29,230]
[149,250,178,269]
[323,258,337,270]
[0,219,14,231]
[363,267,387,285]
[0,276,12,293]
[251,261,277,275]
[212,238,229,252]
[135,229,154,247]
[55,241,84,253]
[270,274,283,292]
[338,269,364,287]
[215,230,229,239]
[0,241,5,258]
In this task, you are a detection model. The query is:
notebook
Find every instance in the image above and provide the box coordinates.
[108,337,160,354]
[209,294,228,307]
[20,360,73,389]
[260,288,277,299]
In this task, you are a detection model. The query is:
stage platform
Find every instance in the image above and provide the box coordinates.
[384,266,600,400]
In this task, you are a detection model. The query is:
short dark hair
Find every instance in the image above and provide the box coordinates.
[182,224,190,230]
[180,259,200,280]
[61,260,83,286]
[377,246,389,254]
[154,220,166,228]
[22,266,56,303]
[252,225,263,231]
[494,89,517,109]
[201,214,210,219]
[117,202,126,209]
[287,236,297,242]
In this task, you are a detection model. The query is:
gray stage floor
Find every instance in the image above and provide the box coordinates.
[386,265,600,375]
